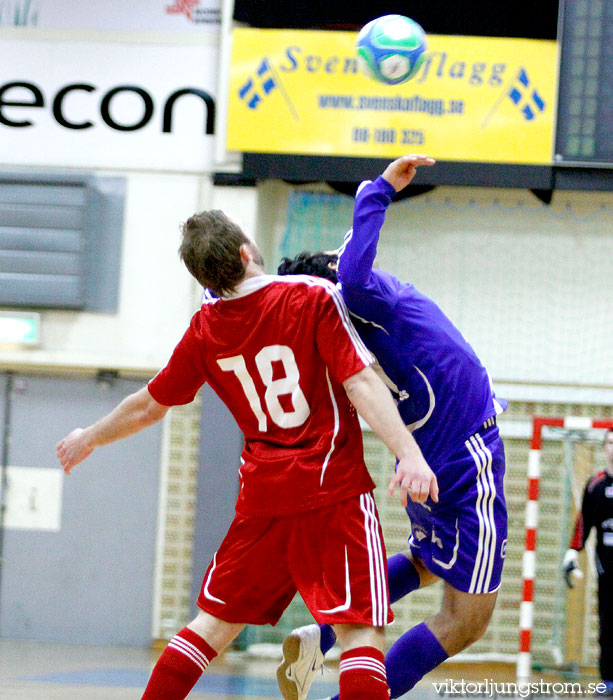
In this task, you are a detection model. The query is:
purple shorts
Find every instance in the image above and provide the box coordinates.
[406,422,507,594]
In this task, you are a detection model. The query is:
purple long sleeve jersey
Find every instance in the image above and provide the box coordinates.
[337,176,506,470]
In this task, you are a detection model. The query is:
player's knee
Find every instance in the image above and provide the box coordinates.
[439,602,493,653]
[456,604,493,646]
[465,614,491,645]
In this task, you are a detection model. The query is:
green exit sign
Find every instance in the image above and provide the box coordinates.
[0,312,40,346]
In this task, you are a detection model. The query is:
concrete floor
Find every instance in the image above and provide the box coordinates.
[0,638,599,700]
[0,639,342,700]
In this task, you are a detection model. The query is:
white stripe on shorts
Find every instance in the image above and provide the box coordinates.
[318,546,352,614]
[465,434,496,594]
[360,493,388,626]
[202,552,226,605]
[476,433,497,592]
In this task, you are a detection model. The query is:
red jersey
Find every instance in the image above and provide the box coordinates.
[148,275,376,517]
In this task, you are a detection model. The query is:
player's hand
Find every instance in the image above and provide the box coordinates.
[562,548,583,588]
[381,154,436,192]
[56,428,94,475]
[388,455,439,506]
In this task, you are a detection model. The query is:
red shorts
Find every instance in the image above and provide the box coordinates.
[197,492,392,627]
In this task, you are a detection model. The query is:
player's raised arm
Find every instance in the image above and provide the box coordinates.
[56,386,169,474]
[337,154,435,320]
[343,366,438,506]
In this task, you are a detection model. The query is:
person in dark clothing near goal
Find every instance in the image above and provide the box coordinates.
[563,428,613,695]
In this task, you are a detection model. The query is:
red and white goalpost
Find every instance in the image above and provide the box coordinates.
[517,416,613,680]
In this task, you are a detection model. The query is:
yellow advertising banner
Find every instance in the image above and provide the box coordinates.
[227,29,558,164]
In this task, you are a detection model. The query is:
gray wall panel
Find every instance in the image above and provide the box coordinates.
[0,251,81,275]
[0,185,87,206]
[0,173,124,312]
[0,275,83,307]
[0,204,84,230]
[0,228,82,252]
[0,373,162,647]
[82,177,125,313]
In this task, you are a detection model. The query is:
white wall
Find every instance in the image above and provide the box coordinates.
[377,186,613,388]
[257,180,613,396]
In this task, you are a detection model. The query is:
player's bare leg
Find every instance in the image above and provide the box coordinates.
[141,610,245,699]
[187,609,246,651]
[333,622,386,653]
[427,582,498,655]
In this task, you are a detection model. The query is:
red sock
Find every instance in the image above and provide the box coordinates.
[141,627,217,699]
[339,646,389,700]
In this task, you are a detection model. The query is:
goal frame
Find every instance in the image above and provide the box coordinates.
[517,416,613,680]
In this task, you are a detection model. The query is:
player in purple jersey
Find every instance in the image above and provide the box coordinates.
[277,155,508,700]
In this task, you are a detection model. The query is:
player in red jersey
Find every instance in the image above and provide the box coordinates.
[56,209,437,700]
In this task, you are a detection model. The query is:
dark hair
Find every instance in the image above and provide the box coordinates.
[179,210,253,296]
[277,251,338,283]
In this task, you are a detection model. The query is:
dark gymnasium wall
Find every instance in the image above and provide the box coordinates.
[233,1,560,39]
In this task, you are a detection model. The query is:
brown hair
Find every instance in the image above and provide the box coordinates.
[179,210,252,296]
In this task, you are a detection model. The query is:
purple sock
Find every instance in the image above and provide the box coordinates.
[319,623,337,655]
[386,622,448,698]
[319,553,421,655]
[386,552,421,604]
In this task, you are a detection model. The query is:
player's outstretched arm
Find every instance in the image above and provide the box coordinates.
[56,386,170,474]
[343,366,438,506]
[381,154,435,192]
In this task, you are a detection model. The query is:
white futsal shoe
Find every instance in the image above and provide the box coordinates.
[276,624,325,700]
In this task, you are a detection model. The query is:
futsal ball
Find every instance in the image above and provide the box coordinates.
[356,14,427,85]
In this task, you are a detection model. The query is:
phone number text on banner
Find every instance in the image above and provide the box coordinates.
[227,29,557,165]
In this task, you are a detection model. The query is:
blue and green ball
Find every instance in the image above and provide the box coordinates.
[356,14,427,85]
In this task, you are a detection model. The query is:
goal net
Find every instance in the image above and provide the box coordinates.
[517,417,610,679]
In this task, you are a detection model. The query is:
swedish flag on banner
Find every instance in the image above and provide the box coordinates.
[238,58,278,110]
[507,68,546,121]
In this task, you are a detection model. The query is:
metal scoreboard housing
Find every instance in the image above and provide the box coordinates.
[555,0,613,168]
